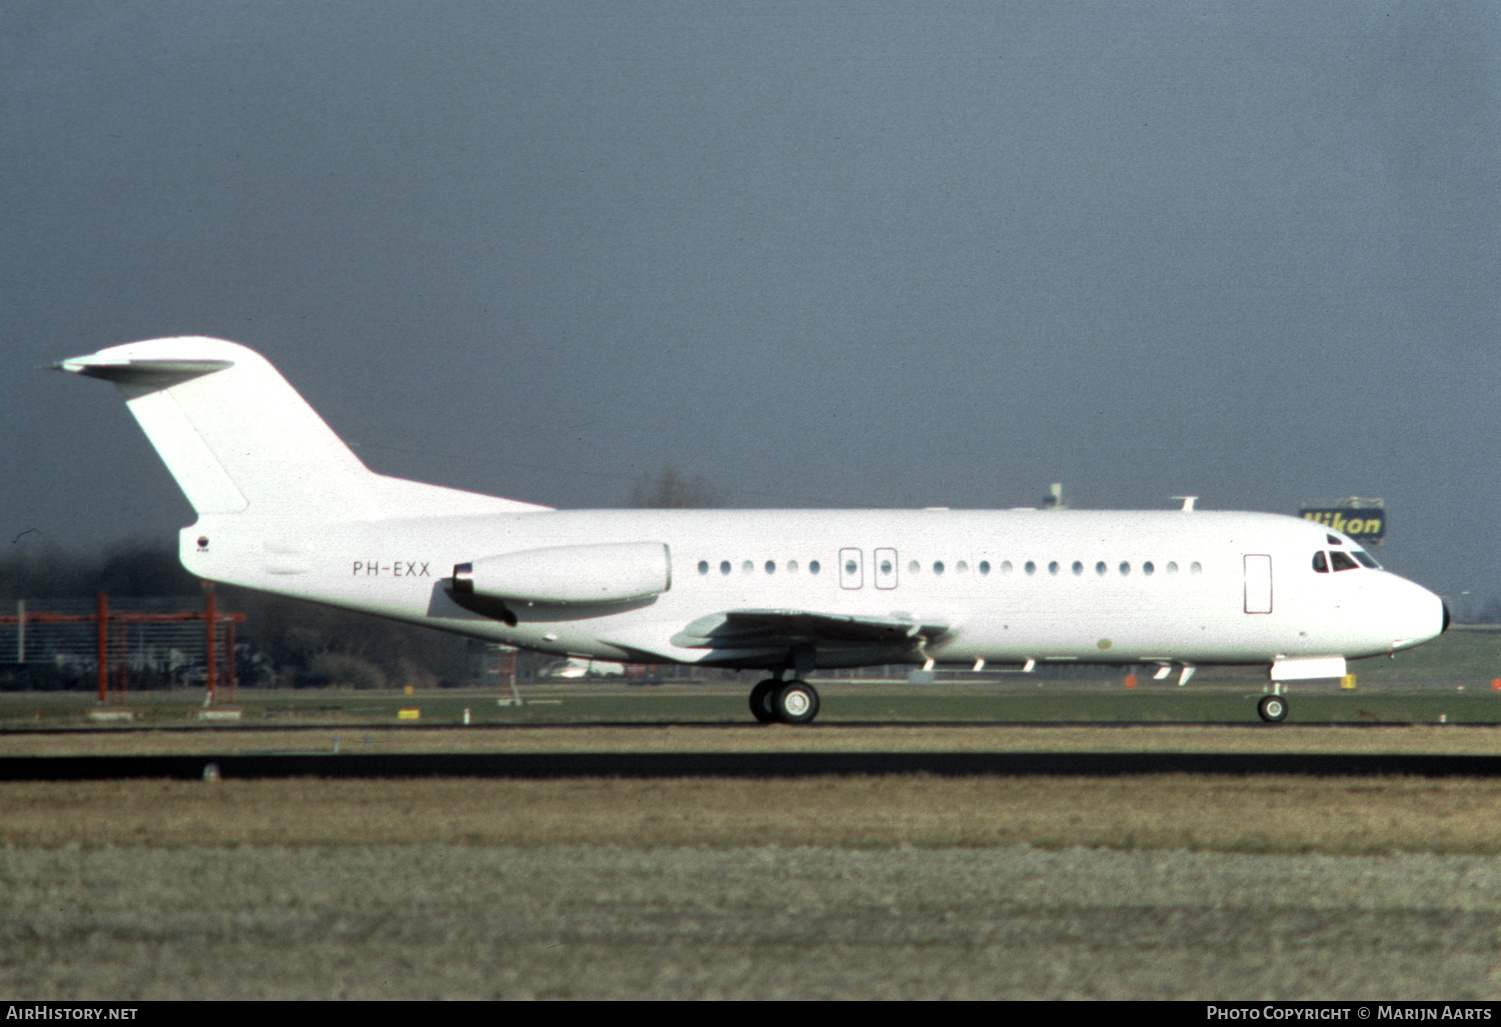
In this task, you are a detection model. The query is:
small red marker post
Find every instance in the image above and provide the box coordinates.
[1124,674,1138,689]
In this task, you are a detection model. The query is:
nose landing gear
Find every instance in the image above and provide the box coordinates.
[1257,694,1288,723]
[749,677,821,724]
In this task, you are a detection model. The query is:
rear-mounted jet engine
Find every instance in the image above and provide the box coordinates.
[451,541,671,606]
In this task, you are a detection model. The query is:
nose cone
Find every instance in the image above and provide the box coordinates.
[1387,579,1449,652]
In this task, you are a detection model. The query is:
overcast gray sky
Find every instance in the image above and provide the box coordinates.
[2,2,1496,609]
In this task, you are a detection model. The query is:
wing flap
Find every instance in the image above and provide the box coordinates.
[672,609,947,650]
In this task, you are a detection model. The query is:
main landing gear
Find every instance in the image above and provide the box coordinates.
[749,677,821,725]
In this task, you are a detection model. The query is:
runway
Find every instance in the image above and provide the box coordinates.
[4,720,1501,777]
[7,747,1501,779]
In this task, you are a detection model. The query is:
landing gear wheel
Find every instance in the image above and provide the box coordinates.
[1258,694,1288,723]
[749,679,780,724]
[774,680,820,724]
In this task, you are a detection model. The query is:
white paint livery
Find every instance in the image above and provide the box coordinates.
[58,337,1449,723]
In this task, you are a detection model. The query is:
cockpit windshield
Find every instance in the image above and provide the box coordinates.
[1312,548,1381,573]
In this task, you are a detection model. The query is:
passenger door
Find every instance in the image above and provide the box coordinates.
[1244,554,1272,614]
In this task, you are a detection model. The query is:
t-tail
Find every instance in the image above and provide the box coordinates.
[55,336,547,528]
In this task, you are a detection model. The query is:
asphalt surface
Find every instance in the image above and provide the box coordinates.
[6,748,1501,779]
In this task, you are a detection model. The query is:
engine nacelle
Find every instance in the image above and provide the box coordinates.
[451,541,671,605]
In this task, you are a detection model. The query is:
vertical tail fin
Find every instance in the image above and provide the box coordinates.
[57,336,546,521]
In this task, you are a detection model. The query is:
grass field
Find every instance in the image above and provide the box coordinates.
[6,677,1501,732]
[9,843,1501,1000]
[4,629,1501,1000]
[6,772,1501,999]
[6,772,1501,854]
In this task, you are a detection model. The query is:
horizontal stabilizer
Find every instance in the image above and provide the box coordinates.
[54,356,235,387]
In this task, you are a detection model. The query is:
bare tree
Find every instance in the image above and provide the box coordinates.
[628,466,724,509]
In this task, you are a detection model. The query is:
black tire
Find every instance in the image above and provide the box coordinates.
[749,679,780,723]
[1258,694,1288,723]
[774,680,820,724]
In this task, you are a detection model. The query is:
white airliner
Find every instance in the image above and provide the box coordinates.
[57,337,1449,724]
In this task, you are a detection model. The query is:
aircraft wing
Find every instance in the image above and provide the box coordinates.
[671,609,949,652]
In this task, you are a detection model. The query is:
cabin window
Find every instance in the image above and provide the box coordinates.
[742,560,754,574]
[1312,552,1328,573]
[1047,561,1060,575]
[1142,561,1155,576]
[1072,561,1084,576]
[933,561,945,575]
[1095,561,1107,576]
[1329,551,1359,572]
[909,560,920,574]
[956,561,968,574]
[979,561,991,575]
[788,560,799,573]
[765,560,776,574]
[1166,561,1179,574]
[809,560,821,575]
[1119,561,1131,576]
[1024,561,1036,576]
[1190,562,1202,575]
[698,560,709,575]
[720,560,731,575]
[1002,560,1013,574]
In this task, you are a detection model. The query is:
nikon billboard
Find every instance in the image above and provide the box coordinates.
[1299,507,1386,546]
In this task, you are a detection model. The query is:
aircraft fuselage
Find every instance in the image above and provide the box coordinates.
[182,506,1443,671]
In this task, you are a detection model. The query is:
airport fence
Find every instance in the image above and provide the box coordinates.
[0,593,243,701]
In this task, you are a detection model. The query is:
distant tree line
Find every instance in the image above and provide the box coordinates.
[628,466,723,509]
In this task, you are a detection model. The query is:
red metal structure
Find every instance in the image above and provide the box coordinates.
[1,592,244,703]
